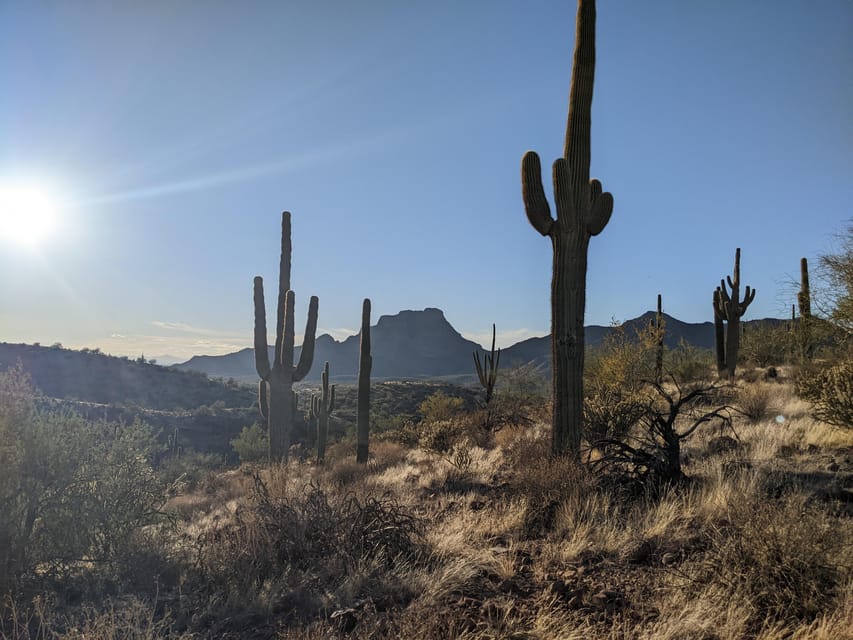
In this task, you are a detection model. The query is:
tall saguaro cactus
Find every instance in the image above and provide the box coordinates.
[356,298,372,464]
[254,212,319,462]
[312,361,336,463]
[714,248,755,379]
[521,0,613,457]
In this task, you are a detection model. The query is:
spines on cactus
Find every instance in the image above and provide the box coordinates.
[520,0,612,457]
[253,211,319,463]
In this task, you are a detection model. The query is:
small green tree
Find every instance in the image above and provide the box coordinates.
[230,423,268,463]
[418,391,465,423]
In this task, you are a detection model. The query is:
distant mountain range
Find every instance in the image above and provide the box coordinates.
[174,307,786,383]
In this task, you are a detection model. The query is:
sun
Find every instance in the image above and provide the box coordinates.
[0,182,58,248]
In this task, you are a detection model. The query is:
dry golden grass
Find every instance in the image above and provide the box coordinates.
[4,376,852,639]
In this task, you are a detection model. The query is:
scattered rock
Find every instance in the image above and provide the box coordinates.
[660,552,679,566]
[590,589,627,612]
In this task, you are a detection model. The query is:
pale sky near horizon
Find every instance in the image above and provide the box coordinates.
[1,1,850,362]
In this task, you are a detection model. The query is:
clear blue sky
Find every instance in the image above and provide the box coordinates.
[1,1,850,362]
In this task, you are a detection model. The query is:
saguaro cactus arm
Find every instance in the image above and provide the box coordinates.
[522,153,555,236]
[293,296,319,381]
[253,277,271,380]
[274,213,292,362]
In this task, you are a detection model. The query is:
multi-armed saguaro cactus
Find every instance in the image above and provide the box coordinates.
[713,248,755,379]
[356,298,372,464]
[311,361,336,464]
[798,257,813,361]
[473,323,501,429]
[254,212,319,462]
[521,0,613,457]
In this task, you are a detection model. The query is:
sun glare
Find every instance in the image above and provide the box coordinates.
[0,183,58,248]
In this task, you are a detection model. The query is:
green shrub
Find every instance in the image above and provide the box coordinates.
[417,391,464,423]
[230,422,268,462]
[0,365,169,592]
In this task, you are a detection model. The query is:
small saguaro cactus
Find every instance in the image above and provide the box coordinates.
[473,323,501,429]
[713,248,756,379]
[312,361,336,463]
[356,298,372,464]
[521,0,613,457]
[254,212,319,463]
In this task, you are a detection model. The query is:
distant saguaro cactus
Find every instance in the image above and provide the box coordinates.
[473,323,500,429]
[356,299,372,464]
[798,257,814,361]
[521,0,613,457]
[254,212,319,462]
[713,248,755,379]
[651,294,665,383]
[312,361,336,463]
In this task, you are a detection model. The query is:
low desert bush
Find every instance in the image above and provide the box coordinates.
[736,383,772,423]
[796,361,853,428]
[194,474,424,599]
[684,493,849,634]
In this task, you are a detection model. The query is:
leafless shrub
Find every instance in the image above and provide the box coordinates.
[194,474,424,596]
[591,377,735,485]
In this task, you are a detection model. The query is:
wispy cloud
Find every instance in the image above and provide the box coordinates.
[318,327,357,342]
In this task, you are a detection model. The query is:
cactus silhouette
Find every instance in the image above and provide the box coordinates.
[356,298,372,464]
[521,0,613,457]
[473,323,501,429]
[713,248,755,379]
[798,257,813,361]
[254,212,319,462]
[652,294,665,383]
[312,361,336,463]
[713,289,726,377]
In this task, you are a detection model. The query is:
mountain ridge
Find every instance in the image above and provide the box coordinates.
[175,307,786,382]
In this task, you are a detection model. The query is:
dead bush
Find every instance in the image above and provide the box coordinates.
[194,475,424,597]
[736,383,772,423]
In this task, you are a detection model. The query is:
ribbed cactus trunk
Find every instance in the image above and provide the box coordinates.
[356,298,372,464]
[714,248,755,379]
[254,212,319,463]
[313,361,335,464]
[521,0,613,458]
